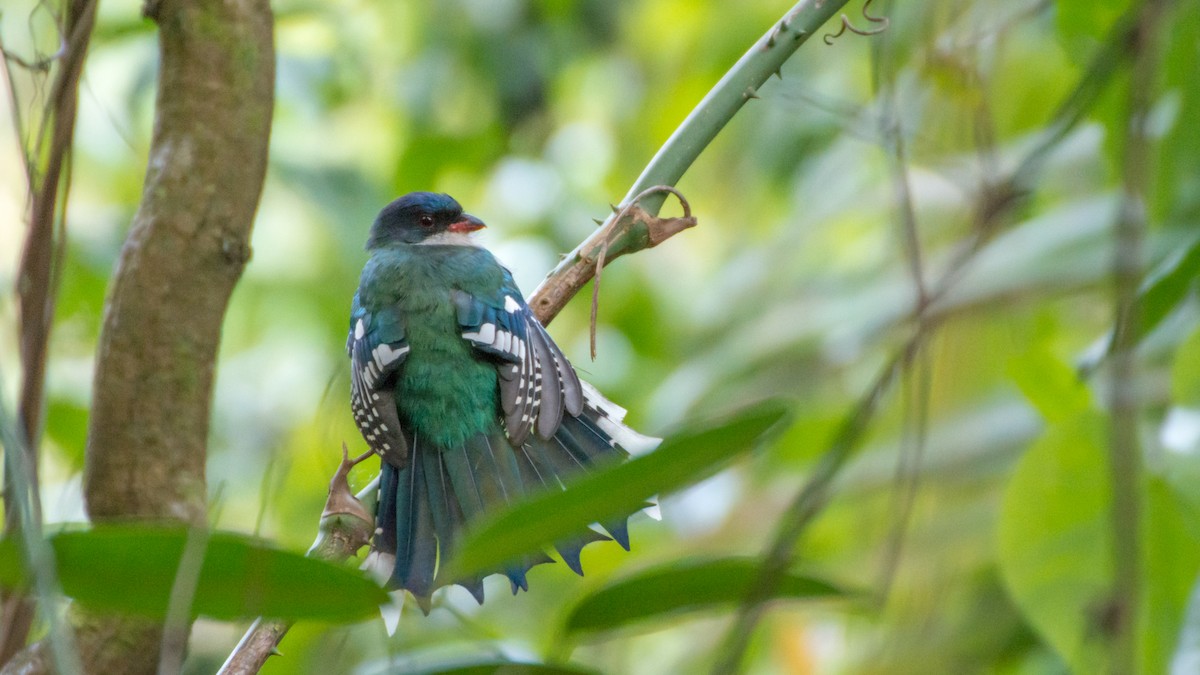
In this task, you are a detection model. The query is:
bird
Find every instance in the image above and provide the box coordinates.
[348,191,658,612]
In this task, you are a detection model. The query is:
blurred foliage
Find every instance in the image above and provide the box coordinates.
[2,0,1200,672]
[450,400,790,580]
[561,557,845,638]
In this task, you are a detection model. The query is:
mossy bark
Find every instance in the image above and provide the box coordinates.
[85,0,273,523]
[1,0,274,672]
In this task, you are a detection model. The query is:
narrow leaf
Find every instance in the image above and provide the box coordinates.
[0,525,386,622]
[1079,233,1200,374]
[447,400,792,580]
[1138,233,1200,340]
[563,557,844,636]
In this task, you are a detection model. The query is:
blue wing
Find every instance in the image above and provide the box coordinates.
[451,268,583,444]
[348,292,410,466]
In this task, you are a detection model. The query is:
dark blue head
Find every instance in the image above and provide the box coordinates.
[366,192,486,249]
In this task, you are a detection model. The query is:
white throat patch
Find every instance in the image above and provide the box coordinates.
[416,231,480,247]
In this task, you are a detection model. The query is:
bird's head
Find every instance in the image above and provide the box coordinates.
[367,192,486,249]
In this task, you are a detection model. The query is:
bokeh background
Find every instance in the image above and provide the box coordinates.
[3,0,1200,672]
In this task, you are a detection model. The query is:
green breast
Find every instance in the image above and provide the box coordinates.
[361,245,504,448]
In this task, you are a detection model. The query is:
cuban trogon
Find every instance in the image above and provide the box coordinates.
[348,191,658,612]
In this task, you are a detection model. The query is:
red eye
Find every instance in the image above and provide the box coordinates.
[419,215,434,228]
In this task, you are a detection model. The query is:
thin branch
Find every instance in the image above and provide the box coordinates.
[528,0,853,323]
[3,0,276,672]
[221,619,289,675]
[869,0,927,312]
[0,37,36,191]
[922,0,1142,314]
[1,0,96,665]
[707,4,1151,662]
[0,43,65,71]
[16,0,95,454]
[877,353,931,601]
[709,334,926,675]
[584,185,693,357]
[1106,0,1170,670]
[218,447,375,675]
[223,4,855,671]
[867,6,933,601]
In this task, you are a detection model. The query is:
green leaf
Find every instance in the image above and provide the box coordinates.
[1081,234,1200,376]
[0,525,386,622]
[446,400,792,580]
[1007,341,1092,423]
[43,398,89,469]
[1141,478,1200,674]
[998,421,1200,673]
[562,557,844,636]
[997,413,1110,672]
[1055,0,1132,44]
[1155,2,1200,221]
[1173,324,1200,406]
[1139,234,1200,344]
[1172,573,1200,675]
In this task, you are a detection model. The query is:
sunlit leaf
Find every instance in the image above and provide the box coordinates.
[563,557,844,636]
[998,418,1200,674]
[1141,478,1200,674]
[1173,325,1200,406]
[1007,340,1092,423]
[446,400,792,579]
[0,525,385,622]
[997,412,1110,672]
[1055,0,1132,44]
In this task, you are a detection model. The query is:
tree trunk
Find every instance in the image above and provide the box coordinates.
[1,0,274,672]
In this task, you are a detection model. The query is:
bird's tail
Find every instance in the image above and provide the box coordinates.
[365,382,659,612]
